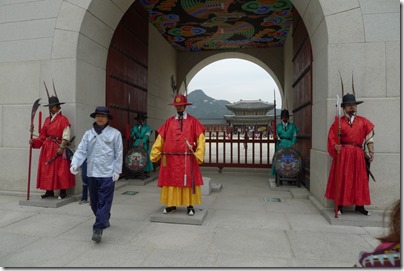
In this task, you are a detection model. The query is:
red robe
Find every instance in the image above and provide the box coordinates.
[325,115,374,205]
[31,113,75,190]
[156,114,205,188]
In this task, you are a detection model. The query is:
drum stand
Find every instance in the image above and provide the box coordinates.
[125,170,148,180]
[273,147,303,188]
[276,174,301,187]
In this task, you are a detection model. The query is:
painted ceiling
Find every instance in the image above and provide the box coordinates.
[139,0,293,52]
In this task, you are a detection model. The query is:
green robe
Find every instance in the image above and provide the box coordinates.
[272,122,299,175]
[130,124,154,172]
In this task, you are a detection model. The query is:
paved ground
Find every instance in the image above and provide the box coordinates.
[0,168,387,268]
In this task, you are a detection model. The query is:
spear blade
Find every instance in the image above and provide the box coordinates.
[31,98,41,124]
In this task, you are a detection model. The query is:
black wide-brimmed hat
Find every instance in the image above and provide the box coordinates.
[341,94,363,107]
[281,109,290,118]
[43,96,65,107]
[135,112,148,120]
[90,106,113,120]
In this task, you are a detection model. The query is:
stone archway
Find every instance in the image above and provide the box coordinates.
[57,0,325,199]
[52,0,399,209]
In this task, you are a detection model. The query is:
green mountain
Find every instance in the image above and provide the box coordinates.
[187,89,281,119]
[186,89,233,118]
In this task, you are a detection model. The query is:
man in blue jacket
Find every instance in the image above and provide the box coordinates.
[70,106,123,243]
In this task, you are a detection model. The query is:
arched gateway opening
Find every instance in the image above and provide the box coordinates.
[106,1,312,189]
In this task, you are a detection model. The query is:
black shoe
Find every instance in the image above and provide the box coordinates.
[163,206,176,214]
[92,228,103,243]
[337,205,343,215]
[41,190,54,199]
[58,189,67,199]
[187,206,195,216]
[105,222,110,228]
[355,206,371,216]
[58,194,67,200]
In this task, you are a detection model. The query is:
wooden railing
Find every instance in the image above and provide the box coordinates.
[202,131,275,172]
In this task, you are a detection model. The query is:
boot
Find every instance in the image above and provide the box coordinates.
[187,205,195,216]
[41,190,54,199]
[92,228,103,243]
[337,205,343,215]
[163,206,176,214]
[355,205,371,216]
[58,189,67,200]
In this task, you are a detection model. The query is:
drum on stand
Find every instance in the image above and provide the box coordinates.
[124,146,148,174]
[273,147,303,187]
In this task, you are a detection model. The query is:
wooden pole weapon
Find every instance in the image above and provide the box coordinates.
[27,98,41,200]
[184,77,188,97]
[126,92,131,147]
[185,138,196,194]
[273,89,277,153]
[334,95,342,218]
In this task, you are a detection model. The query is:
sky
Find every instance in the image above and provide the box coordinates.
[187,58,281,107]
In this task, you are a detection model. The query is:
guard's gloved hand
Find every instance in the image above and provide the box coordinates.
[113,173,120,182]
[70,165,79,175]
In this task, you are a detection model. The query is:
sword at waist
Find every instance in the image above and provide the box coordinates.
[162,152,193,156]
[47,135,62,141]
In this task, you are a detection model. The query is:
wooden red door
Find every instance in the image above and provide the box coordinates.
[291,8,312,189]
[106,1,149,160]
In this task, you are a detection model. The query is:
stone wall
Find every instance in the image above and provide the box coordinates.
[294,0,400,209]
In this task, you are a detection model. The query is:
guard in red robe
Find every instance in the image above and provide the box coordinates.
[325,94,375,216]
[150,94,206,216]
[30,96,75,199]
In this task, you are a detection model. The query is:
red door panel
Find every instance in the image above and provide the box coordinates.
[292,8,313,189]
[105,1,149,170]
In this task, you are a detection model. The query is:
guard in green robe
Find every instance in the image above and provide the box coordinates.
[272,109,299,175]
[130,112,154,176]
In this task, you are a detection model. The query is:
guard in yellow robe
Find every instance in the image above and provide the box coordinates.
[150,94,205,216]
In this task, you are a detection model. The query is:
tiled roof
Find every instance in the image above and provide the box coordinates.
[226,100,275,111]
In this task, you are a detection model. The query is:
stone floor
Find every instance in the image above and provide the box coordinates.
[0,167,388,268]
